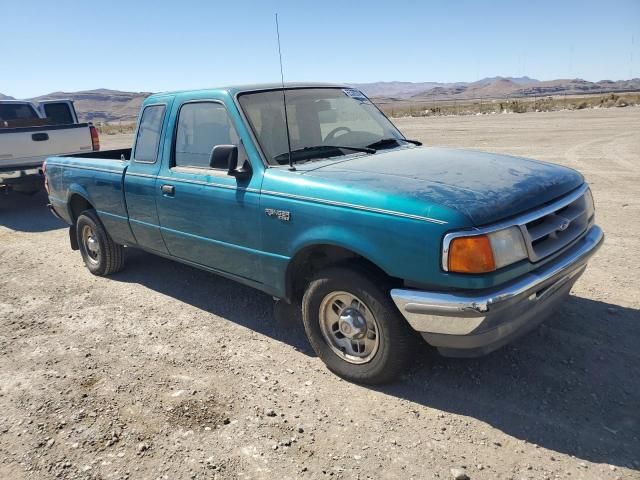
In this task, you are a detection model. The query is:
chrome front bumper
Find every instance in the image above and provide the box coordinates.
[391,225,604,357]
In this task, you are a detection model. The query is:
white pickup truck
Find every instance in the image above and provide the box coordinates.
[0,99,99,193]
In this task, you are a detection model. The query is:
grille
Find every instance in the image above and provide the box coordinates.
[521,188,593,262]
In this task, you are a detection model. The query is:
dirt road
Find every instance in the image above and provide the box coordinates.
[1,107,638,479]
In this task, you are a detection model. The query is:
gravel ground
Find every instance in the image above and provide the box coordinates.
[1,107,639,480]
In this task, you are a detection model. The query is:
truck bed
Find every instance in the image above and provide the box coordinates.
[46,153,131,241]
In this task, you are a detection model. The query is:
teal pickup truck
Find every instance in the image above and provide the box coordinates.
[45,84,603,384]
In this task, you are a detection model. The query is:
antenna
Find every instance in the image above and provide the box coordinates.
[275,13,294,171]
[631,35,634,80]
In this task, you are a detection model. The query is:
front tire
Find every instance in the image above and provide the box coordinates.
[76,210,125,276]
[302,266,417,384]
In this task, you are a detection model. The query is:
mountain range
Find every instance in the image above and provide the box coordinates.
[33,89,150,123]
[354,77,640,101]
[1,77,638,122]
[352,76,539,98]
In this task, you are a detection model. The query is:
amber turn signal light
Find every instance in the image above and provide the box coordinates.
[448,235,496,273]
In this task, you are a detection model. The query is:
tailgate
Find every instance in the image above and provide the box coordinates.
[0,124,93,170]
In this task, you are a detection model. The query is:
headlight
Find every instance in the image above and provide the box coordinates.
[445,226,528,274]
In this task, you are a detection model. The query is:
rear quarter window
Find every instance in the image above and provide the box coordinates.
[134,105,167,163]
[43,103,74,125]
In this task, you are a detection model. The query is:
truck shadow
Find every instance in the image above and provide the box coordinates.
[114,248,639,470]
[382,296,640,470]
[0,190,66,232]
[115,248,311,354]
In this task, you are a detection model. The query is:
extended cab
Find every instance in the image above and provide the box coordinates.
[45,84,603,384]
[1,99,99,193]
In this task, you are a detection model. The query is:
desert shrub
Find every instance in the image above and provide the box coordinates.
[615,98,628,107]
[96,122,137,135]
[509,101,528,113]
[576,101,589,110]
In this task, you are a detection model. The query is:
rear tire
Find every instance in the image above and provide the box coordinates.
[302,266,418,384]
[76,210,125,276]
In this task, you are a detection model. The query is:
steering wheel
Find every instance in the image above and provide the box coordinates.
[324,126,352,143]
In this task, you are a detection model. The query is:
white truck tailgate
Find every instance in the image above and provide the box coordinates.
[0,124,93,170]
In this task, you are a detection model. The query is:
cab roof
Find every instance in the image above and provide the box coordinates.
[146,82,350,101]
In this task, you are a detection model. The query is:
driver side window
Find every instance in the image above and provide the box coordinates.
[174,102,240,169]
[319,97,384,141]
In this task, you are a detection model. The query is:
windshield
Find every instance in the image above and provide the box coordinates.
[237,88,405,165]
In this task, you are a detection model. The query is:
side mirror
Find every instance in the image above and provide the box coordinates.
[209,145,251,179]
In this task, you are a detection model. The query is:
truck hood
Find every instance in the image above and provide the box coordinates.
[301,147,584,226]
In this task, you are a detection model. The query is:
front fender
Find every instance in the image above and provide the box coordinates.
[289,224,393,275]
[264,207,451,300]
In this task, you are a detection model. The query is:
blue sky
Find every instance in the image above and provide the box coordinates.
[3,0,639,98]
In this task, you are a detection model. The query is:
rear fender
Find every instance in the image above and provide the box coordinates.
[65,184,94,222]
[63,185,94,251]
[66,183,94,213]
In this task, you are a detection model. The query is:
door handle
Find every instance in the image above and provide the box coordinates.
[161,184,175,196]
[32,133,49,141]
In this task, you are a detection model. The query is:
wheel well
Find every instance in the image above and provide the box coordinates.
[67,195,94,251]
[69,194,94,223]
[285,244,397,303]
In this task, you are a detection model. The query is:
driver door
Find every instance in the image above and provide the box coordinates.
[155,99,262,280]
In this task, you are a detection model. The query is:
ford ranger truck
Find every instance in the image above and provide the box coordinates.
[1,99,98,193]
[44,84,603,384]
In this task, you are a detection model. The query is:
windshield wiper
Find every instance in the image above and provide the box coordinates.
[366,138,423,150]
[273,145,375,164]
[319,145,376,154]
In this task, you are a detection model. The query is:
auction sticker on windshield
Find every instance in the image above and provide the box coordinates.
[343,88,369,102]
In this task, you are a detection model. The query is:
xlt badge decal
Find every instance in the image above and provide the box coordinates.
[265,208,291,222]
